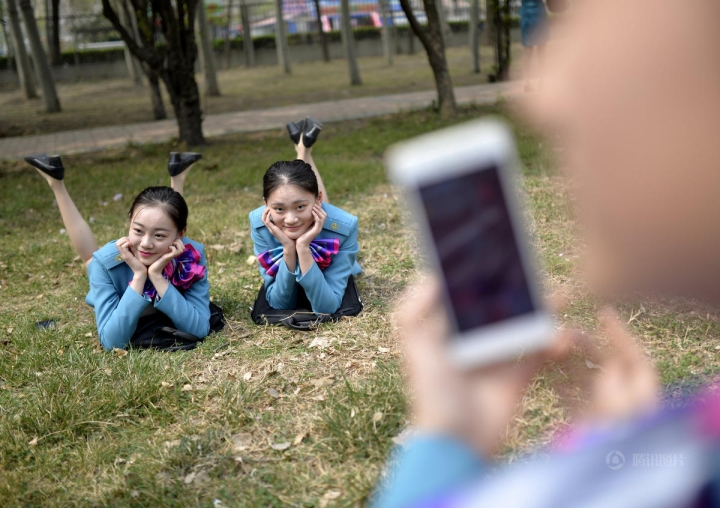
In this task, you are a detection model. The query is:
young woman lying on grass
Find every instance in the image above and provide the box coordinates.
[249,118,363,325]
[24,152,212,350]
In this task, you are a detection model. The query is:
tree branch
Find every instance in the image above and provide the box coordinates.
[397,0,433,55]
[102,0,163,68]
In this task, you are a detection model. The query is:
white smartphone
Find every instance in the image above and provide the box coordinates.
[386,119,554,367]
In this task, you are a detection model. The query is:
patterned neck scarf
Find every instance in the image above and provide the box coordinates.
[258,238,340,277]
[129,243,206,300]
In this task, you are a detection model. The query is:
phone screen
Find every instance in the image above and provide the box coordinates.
[418,164,536,334]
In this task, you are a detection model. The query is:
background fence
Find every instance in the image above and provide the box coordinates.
[0,0,520,60]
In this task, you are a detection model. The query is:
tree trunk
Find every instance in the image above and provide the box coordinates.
[240,1,254,67]
[435,0,450,42]
[196,1,221,96]
[340,0,361,85]
[223,0,233,69]
[18,0,60,112]
[48,0,60,65]
[5,0,37,99]
[118,1,143,86]
[469,0,480,73]
[312,0,329,62]
[398,0,456,116]
[102,0,205,144]
[162,67,205,146]
[147,67,167,120]
[274,0,291,73]
[379,0,393,66]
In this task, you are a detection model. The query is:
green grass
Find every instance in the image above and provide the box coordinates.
[1,105,719,506]
[0,45,524,138]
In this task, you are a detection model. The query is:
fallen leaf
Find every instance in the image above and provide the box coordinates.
[209,244,225,251]
[243,372,253,381]
[113,193,123,201]
[104,368,112,376]
[182,384,193,391]
[161,381,174,388]
[350,408,356,418]
[193,471,210,484]
[231,433,252,452]
[308,336,331,349]
[246,255,257,265]
[183,472,196,484]
[309,376,333,389]
[266,387,279,399]
[270,441,291,451]
[6,327,13,335]
[84,332,93,337]
[320,490,342,508]
[378,347,390,353]
[113,348,128,358]
[229,243,242,253]
[56,349,64,356]
[585,359,606,372]
[293,432,306,446]
[372,411,384,423]
[164,439,181,449]
[28,437,38,446]
[130,490,139,499]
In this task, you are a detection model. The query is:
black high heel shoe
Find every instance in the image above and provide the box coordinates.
[302,117,323,148]
[168,152,202,177]
[24,154,64,181]
[286,118,306,145]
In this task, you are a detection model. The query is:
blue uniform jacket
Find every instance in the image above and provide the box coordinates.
[85,238,211,351]
[249,202,362,315]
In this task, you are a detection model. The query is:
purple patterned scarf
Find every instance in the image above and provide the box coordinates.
[258,238,340,277]
[128,243,206,300]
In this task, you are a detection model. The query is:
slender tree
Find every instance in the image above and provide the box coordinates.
[18,0,60,111]
[274,0,290,73]
[5,0,37,99]
[379,0,393,66]
[196,0,221,96]
[311,0,329,62]
[223,0,233,69]
[48,0,60,65]
[340,0,361,85]
[240,0,254,67]
[102,0,205,145]
[398,0,456,115]
[469,0,480,73]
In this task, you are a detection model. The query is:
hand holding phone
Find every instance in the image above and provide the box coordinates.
[386,119,553,367]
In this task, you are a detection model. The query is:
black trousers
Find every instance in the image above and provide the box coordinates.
[251,276,363,329]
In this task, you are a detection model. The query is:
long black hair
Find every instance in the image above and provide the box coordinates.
[263,160,319,199]
[128,186,189,232]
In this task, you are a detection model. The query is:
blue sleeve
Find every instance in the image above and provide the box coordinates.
[371,435,486,508]
[251,226,299,310]
[87,259,151,351]
[296,218,359,315]
[154,247,211,338]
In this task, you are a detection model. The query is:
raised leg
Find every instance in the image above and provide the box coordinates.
[41,175,98,266]
[168,152,203,196]
[296,139,329,204]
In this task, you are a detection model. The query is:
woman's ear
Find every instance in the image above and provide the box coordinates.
[178,228,186,240]
[316,191,323,204]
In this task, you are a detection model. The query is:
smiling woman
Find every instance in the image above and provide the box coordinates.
[23,152,218,351]
[248,117,363,325]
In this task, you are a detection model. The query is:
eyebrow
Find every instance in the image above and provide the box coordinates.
[132,221,170,232]
[270,199,309,206]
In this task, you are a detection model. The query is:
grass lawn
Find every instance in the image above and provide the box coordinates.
[0,45,523,138]
[1,104,719,506]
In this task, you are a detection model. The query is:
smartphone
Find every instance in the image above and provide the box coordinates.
[386,119,553,367]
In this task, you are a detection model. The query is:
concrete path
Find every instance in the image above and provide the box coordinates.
[0,82,521,160]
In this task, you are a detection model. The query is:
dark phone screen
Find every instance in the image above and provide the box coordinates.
[418,165,536,334]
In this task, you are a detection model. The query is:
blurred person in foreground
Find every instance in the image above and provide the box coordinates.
[372,0,720,507]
